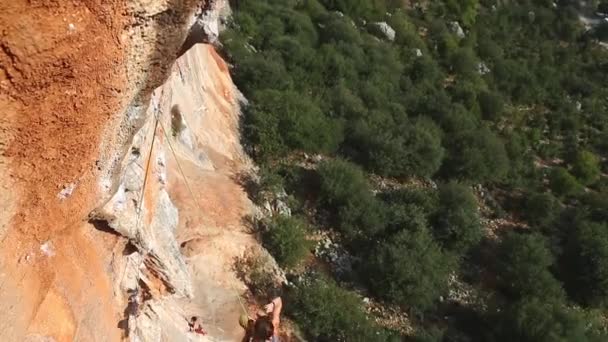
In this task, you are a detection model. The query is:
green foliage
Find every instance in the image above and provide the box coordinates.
[549,167,583,197]
[317,159,385,242]
[523,192,559,228]
[319,0,390,19]
[478,91,505,121]
[364,228,453,312]
[450,48,478,77]
[433,182,482,253]
[245,90,343,161]
[349,116,445,178]
[497,232,565,302]
[570,150,601,186]
[235,250,281,298]
[262,216,310,268]
[442,127,510,183]
[494,298,605,342]
[226,0,608,339]
[564,220,608,308]
[287,277,392,341]
[380,188,439,235]
[594,22,608,41]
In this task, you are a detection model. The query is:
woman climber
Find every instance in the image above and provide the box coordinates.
[240,296,283,342]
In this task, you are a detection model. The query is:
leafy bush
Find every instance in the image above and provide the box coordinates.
[262,215,310,268]
[494,298,605,342]
[317,159,386,242]
[570,150,601,186]
[478,91,505,121]
[432,182,482,253]
[450,48,478,76]
[363,228,454,312]
[549,167,583,197]
[348,116,445,178]
[442,127,510,183]
[380,188,439,236]
[245,90,343,161]
[287,277,393,341]
[497,232,564,302]
[523,192,559,228]
[234,248,281,298]
[563,220,608,308]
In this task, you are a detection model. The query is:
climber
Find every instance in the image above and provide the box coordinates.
[240,296,283,342]
[188,316,207,336]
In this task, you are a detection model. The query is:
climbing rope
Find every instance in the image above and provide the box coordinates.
[134,115,160,235]
[153,111,250,320]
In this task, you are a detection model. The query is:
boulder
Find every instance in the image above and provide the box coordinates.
[477,62,491,75]
[449,21,465,38]
[372,22,396,41]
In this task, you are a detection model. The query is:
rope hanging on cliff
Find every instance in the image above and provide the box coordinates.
[116,115,160,293]
[134,115,161,234]
[153,113,204,213]
[153,112,250,319]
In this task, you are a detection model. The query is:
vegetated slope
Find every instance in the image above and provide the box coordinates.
[222,0,608,340]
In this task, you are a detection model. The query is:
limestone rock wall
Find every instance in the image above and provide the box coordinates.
[0,0,238,341]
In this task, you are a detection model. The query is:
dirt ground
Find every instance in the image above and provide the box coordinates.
[0,0,128,340]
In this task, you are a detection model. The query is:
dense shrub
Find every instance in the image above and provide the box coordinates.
[287,277,395,341]
[245,90,343,160]
[523,192,559,228]
[497,232,564,301]
[563,220,608,308]
[478,91,505,121]
[262,215,310,268]
[432,182,482,253]
[442,127,510,183]
[363,228,454,312]
[494,298,605,342]
[549,167,583,197]
[348,116,445,177]
[380,188,439,236]
[570,150,601,186]
[317,159,386,242]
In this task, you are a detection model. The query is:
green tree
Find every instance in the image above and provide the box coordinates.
[478,91,505,121]
[433,182,482,253]
[380,188,439,236]
[262,215,310,268]
[317,159,386,242]
[494,298,605,342]
[497,232,565,301]
[571,150,601,186]
[564,220,608,308]
[288,277,392,341]
[348,116,445,178]
[364,228,454,312]
[442,127,510,183]
[450,48,478,77]
[246,90,343,160]
[523,192,559,228]
[549,167,583,197]
[233,54,291,95]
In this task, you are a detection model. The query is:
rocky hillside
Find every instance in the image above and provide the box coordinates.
[0,1,256,341]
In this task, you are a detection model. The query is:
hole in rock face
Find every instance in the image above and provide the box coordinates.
[123,241,138,256]
[89,218,121,237]
[171,104,186,137]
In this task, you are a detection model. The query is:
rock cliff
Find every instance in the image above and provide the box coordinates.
[0,1,253,341]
